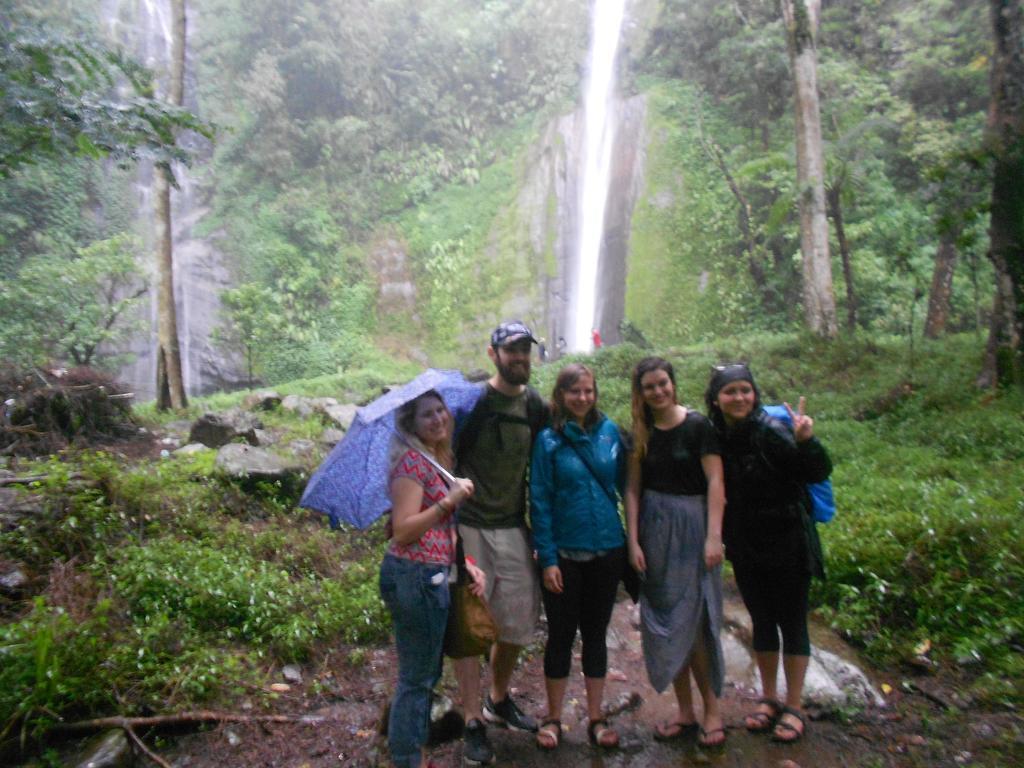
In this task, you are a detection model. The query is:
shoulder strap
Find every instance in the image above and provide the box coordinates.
[557,431,618,506]
[454,382,490,463]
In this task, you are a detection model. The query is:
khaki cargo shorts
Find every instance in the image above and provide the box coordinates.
[458,524,540,647]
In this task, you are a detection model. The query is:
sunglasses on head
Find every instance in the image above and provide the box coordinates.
[712,363,748,372]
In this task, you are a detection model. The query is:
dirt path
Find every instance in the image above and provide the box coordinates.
[148,584,1021,768]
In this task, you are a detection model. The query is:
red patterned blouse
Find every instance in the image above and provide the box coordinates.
[387,449,457,566]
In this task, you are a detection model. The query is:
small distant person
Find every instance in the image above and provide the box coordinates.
[705,364,832,744]
[557,336,567,356]
[530,363,628,750]
[453,321,548,765]
[591,328,602,349]
[538,338,548,363]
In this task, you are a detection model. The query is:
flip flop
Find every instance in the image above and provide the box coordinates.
[653,720,699,742]
[745,697,783,733]
[698,726,727,749]
[535,719,561,750]
[771,706,806,743]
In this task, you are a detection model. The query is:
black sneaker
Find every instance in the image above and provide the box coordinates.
[482,693,538,733]
[463,718,495,765]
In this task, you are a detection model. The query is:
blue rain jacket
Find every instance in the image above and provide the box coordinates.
[529,414,627,569]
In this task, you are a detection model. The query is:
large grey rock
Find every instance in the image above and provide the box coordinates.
[188,409,263,448]
[320,428,345,446]
[173,443,209,456]
[243,390,282,411]
[721,594,882,711]
[322,403,357,430]
[71,728,131,768]
[215,444,303,482]
[0,564,29,596]
[281,395,314,418]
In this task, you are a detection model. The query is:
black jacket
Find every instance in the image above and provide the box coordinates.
[718,408,832,574]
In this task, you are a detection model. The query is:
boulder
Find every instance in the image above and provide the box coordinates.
[0,564,29,596]
[215,444,303,482]
[320,428,345,446]
[286,439,317,458]
[188,409,263,448]
[243,390,282,411]
[173,443,209,456]
[322,403,357,430]
[281,394,314,418]
[70,728,131,768]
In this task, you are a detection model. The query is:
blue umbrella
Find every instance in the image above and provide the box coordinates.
[299,369,485,529]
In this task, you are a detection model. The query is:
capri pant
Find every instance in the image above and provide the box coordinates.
[731,558,811,656]
[540,547,625,679]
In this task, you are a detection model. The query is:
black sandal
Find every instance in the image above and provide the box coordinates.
[745,697,782,733]
[653,719,699,742]
[771,706,806,743]
[536,719,561,750]
[588,719,619,749]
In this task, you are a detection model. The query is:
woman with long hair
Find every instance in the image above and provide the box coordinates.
[379,390,481,768]
[625,357,727,749]
[529,363,627,750]
[705,364,831,744]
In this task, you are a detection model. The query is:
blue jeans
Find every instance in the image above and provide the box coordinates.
[379,554,450,768]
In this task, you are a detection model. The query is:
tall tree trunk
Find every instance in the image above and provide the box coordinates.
[782,0,838,338]
[826,182,857,331]
[155,0,188,410]
[980,0,1024,387]
[924,230,959,339]
[696,104,780,313]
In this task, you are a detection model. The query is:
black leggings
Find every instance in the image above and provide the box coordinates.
[732,559,811,656]
[541,547,624,679]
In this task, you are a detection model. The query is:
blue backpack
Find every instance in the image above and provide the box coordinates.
[762,405,836,524]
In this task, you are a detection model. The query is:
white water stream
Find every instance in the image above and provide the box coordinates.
[570,0,627,352]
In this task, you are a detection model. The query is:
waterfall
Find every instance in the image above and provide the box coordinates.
[99,0,238,400]
[570,0,627,352]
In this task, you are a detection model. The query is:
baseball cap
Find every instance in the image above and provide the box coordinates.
[490,320,538,348]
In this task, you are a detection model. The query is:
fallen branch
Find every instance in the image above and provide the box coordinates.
[125,724,172,768]
[0,472,85,487]
[52,711,335,734]
[905,682,956,710]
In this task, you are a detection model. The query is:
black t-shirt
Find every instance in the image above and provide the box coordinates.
[640,411,720,495]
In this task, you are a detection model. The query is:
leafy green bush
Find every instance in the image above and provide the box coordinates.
[107,538,388,660]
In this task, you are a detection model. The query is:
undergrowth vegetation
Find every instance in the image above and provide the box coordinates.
[1,333,1021,744]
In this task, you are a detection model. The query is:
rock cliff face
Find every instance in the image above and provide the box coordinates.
[517,94,648,351]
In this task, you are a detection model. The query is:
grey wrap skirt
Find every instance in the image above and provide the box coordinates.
[638,489,724,695]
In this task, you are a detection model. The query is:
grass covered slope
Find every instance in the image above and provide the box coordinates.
[0,334,1021,743]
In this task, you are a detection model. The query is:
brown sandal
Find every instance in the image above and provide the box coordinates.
[771,706,806,743]
[588,719,619,749]
[536,719,561,750]
[745,697,782,733]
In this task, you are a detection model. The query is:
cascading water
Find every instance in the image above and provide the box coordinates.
[100,0,237,400]
[570,0,627,352]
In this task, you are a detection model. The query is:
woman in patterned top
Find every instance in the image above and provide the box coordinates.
[380,389,481,768]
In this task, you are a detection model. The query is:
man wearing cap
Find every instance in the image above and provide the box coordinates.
[453,321,546,765]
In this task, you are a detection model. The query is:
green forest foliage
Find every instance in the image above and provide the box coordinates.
[0,0,997,381]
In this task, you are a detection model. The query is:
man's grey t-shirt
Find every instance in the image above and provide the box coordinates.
[456,386,532,529]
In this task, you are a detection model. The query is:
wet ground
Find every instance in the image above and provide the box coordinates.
[143,582,1022,768]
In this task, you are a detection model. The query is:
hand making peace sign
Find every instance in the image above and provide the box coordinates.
[783,396,815,443]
